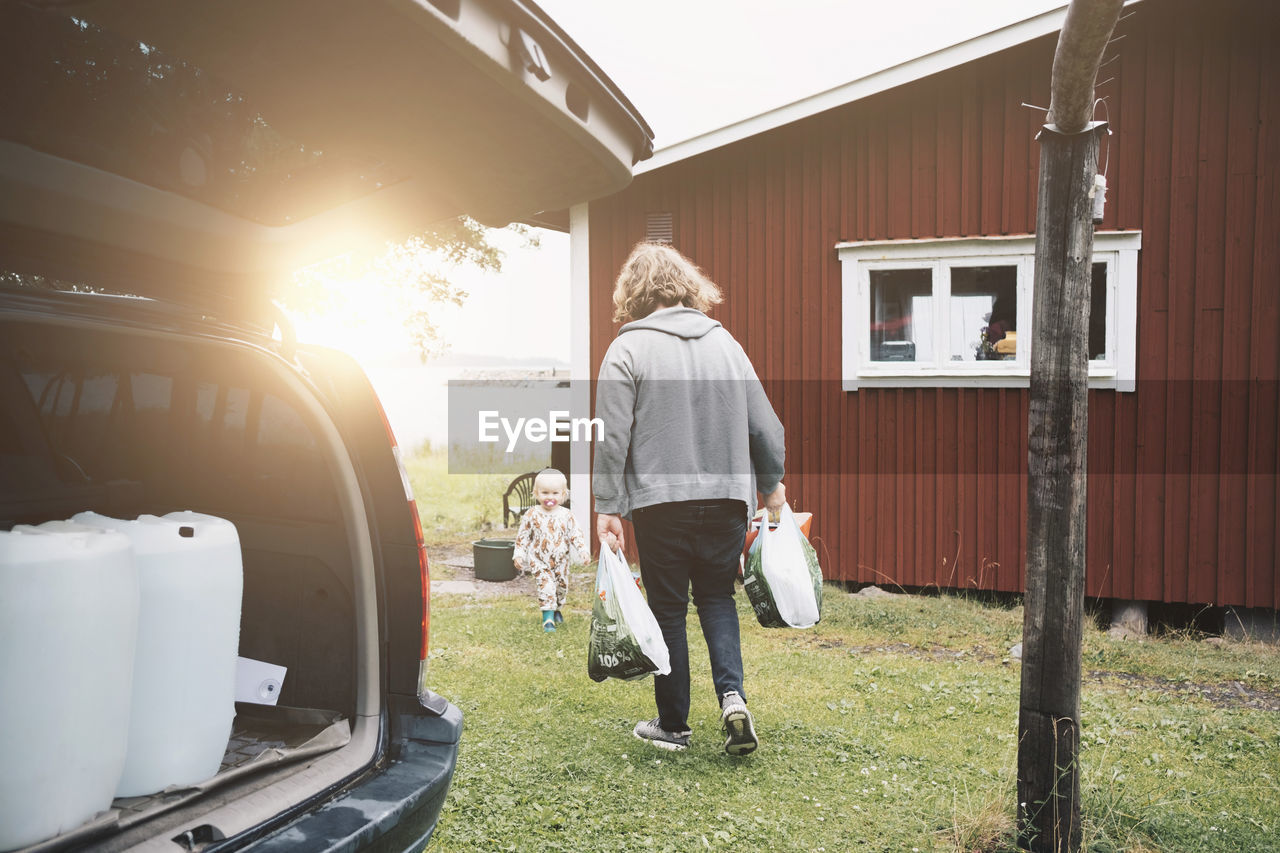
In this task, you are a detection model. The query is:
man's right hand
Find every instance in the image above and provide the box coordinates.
[761,482,787,518]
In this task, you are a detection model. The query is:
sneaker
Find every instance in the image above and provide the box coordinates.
[719,691,758,756]
[632,719,691,752]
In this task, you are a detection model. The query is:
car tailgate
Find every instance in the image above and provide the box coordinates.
[230,699,462,853]
[0,0,653,292]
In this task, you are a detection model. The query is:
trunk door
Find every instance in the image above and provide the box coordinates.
[0,0,652,312]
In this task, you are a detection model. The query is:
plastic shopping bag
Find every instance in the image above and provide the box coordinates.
[742,504,823,628]
[587,547,671,682]
[743,510,812,555]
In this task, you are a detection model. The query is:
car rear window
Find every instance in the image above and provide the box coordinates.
[1,319,339,522]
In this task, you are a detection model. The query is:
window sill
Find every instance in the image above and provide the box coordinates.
[843,366,1130,392]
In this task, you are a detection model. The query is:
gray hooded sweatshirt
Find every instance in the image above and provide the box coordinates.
[592,307,785,520]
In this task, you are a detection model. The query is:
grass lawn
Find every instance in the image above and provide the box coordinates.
[407,444,515,545]
[408,452,1280,851]
[420,579,1279,852]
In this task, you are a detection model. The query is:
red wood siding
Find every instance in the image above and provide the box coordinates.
[589,0,1280,609]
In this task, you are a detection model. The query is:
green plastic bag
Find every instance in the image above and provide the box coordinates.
[587,547,670,682]
[742,505,823,628]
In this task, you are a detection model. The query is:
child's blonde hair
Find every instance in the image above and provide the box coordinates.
[611,242,723,324]
[533,468,568,496]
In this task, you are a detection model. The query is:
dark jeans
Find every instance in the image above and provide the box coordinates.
[632,499,748,732]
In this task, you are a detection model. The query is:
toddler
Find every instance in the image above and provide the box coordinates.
[513,469,588,632]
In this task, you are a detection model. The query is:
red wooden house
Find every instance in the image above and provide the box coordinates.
[566,0,1279,617]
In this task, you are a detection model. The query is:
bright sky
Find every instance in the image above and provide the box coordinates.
[537,0,1064,146]
[294,0,1067,369]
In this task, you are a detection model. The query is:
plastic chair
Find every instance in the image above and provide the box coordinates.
[502,470,570,527]
[502,472,538,528]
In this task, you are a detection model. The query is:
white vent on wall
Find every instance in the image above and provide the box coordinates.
[645,212,673,244]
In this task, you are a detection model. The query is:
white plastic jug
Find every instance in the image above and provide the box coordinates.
[73,512,244,798]
[0,523,138,852]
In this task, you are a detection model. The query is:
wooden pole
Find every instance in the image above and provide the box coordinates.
[1018,121,1103,853]
[1018,3,1123,850]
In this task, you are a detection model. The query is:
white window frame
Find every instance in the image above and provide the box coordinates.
[838,231,1141,391]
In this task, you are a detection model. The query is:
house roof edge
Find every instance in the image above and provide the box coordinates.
[636,0,1143,175]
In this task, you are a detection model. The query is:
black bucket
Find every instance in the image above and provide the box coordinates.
[472,538,517,581]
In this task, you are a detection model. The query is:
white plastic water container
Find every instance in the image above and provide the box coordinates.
[0,523,138,852]
[73,512,244,798]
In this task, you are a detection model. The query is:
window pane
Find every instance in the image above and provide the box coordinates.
[130,372,173,412]
[61,373,120,480]
[870,268,932,362]
[215,387,251,457]
[950,265,1017,362]
[1090,262,1107,360]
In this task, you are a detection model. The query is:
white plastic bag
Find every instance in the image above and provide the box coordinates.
[755,505,821,628]
[587,547,671,681]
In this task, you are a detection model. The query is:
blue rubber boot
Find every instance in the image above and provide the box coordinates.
[541,610,556,632]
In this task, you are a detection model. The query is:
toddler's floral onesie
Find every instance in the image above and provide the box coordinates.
[514,506,588,610]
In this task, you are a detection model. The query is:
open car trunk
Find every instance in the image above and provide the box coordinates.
[0,0,652,846]
[1,291,388,851]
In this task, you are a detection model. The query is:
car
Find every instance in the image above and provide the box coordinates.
[0,1,652,850]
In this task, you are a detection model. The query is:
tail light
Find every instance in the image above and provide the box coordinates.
[371,397,432,701]
[406,465,432,699]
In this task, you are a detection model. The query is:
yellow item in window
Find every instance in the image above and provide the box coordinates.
[995,331,1017,355]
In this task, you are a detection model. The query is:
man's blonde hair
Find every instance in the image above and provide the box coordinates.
[533,468,568,496]
[611,242,723,324]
